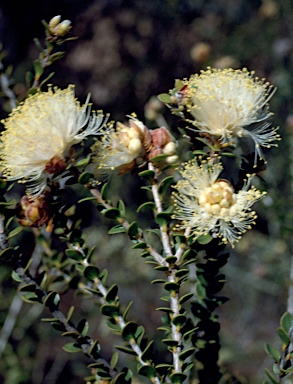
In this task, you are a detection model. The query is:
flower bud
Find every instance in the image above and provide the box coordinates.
[54,20,71,36]
[165,154,178,164]
[49,15,61,31]
[162,141,176,155]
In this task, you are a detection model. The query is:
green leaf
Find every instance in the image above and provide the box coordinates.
[101,304,120,318]
[78,196,97,203]
[150,154,169,163]
[172,314,187,327]
[197,233,213,244]
[175,269,189,278]
[138,169,155,179]
[136,327,145,348]
[108,225,126,234]
[39,72,55,87]
[78,172,92,184]
[195,283,206,300]
[0,247,13,262]
[77,319,89,336]
[193,150,208,156]
[158,176,174,194]
[83,266,100,282]
[102,208,121,219]
[165,256,177,265]
[65,249,84,261]
[151,279,166,284]
[11,270,22,283]
[111,372,129,384]
[43,292,60,308]
[89,339,101,359]
[75,155,93,167]
[122,301,133,321]
[179,293,194,305]
[127,221,139,238]
[182,361,194,372]
[281,312,293,333]
[122,322,138,341]
[99,269,108,285]
[101,183,109,200]
[33,59,44,78]
[277,327,290,345]
[105,284,118,304]
[62,342,82,353]
[141,340,153,361]
[115,345,136,356]
[137,201,156,212]
[21,292,40,303]
[117,200,126,217]
[132,242,147,249]
[179,347,196,361]
[170,372,187,383]
[110,352,119,369]
[7,226,23,240]
[162,339,178,347]
[164,282,179,293]
[157,93,172,103]
[265,343,281,363]
[175,79,185,90]
[264,369,278,384]
[19,283,36,292]
[156,211,173,226]
[25,71,33,87]
[0,198,16,206]
[66,306,75,323]
[61,331,79,337]
[156,307,173,314]
[137,365,156,378]
[154,265,169,271]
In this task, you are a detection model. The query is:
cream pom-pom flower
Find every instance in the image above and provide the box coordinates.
[172,157,266,247]
[92,116,147,175]
[0,85,107,195]
[184,67,280,161]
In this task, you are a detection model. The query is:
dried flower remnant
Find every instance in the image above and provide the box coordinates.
[178,68,280,161]
[17,194,51,229]
[173,158,266,247]
[0,86,107,195]
[149,126,178,164]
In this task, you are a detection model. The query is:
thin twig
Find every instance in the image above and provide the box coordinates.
[148,163,173,257]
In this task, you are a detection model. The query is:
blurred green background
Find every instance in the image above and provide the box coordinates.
[0,0,292,383]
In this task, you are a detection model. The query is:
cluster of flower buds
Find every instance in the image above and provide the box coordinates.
[93,117,178,175]
[199,179,236,218]
[148,126,178,164]
[48,15,71,37]
[17,194,51,230]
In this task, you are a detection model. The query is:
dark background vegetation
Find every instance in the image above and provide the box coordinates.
[0,0,292,383]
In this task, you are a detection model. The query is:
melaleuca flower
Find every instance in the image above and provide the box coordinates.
[183,67,280,161]
[92,116,148,175]
[0,85,107,195]
[173,157,266,247]
[92,116,179,176]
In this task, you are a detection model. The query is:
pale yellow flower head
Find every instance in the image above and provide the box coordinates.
[173,157,266,247]
[92,116,147,175]
[185,67,280,161]
[0,85,107,195]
